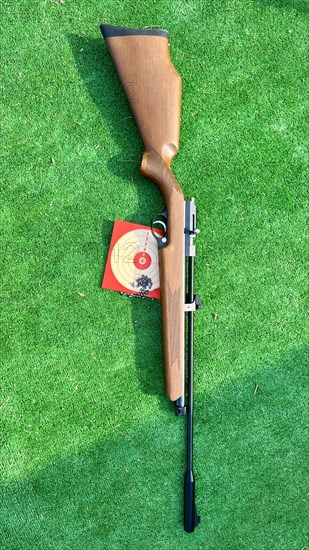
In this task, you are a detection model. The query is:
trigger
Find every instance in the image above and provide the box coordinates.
[151,212,168,249]
[153,219,167,233]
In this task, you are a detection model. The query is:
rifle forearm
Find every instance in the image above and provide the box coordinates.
[141,148,185,400]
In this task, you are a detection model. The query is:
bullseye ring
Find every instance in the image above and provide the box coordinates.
[133,251,152,270]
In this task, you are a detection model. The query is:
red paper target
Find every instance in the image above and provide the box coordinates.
[102,220,163,299]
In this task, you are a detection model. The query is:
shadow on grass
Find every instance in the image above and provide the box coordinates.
[0,348,307,549]
[68,34,168,410]
[256,0,309,13]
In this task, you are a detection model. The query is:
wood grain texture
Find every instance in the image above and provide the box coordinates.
[104,31,185,401]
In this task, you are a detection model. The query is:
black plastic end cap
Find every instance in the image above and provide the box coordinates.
[100,24,168,39]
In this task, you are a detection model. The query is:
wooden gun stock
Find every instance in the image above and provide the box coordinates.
[101,24,185,402]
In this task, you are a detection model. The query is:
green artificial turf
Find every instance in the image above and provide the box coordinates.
[1,1,308,549]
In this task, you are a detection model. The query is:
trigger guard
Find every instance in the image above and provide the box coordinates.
[153,219,167,233]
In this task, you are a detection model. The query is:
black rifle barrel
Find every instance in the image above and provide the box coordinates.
[184,255,200,532]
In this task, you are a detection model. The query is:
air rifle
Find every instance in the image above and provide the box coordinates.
[100,24,201,532]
